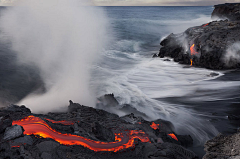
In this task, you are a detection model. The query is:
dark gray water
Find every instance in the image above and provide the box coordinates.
[91,7,240,157]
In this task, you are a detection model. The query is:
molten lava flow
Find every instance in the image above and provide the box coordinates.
[11,145,20,148]
[150,122,159,130]
[13,116,150,152]
[202,23,209,27]
[45,118,74,125]
[168,133,178,141]
[190,44,198,55]
[190,44,198,65]
[149,122,178,141]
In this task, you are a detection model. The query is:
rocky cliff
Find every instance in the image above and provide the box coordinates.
[212,3,240,21]
[203,131,240,159]
[155,3,240,70]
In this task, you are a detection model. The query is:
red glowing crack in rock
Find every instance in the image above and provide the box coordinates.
[150,122,178,141]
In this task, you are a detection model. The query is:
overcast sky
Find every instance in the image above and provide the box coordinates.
[93,0,240,6]
[0,0,239,6]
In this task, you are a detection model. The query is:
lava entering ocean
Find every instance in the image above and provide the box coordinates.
[189,44,198,66]
[12,116,150,152]
[190,59,193,66]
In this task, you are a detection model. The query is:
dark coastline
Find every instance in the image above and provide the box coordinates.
[0,101,197,159]
[0,3,239,159]
[157,68,240,158]
[155,3,240,70]
[154,3,240,159]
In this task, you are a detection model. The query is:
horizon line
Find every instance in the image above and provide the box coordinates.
[0,5,215,7]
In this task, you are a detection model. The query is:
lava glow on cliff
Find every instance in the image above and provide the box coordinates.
[190,44,198,56]
[150,122,160,130]
[12,116,150,152]
[168,134,178,141]
[202,23,209,27]
[190,44,198,66]
[150,122,178,141]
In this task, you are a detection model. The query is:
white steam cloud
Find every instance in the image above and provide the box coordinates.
[224,42,240,67]
[0,0,109,112]
[165,15,212,34]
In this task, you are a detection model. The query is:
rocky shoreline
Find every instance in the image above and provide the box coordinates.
[0,100,197,159]
[203,131,240,159]
[212,3,240,21]
[154,3,240,70]
[1,98,240,159]
[151,3,240,159]
[0,3,240,159]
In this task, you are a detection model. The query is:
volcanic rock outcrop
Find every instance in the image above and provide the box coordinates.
[155,3,240,70]
[212,3,240,21]
[203,131,240,159]
[0,100,198,159]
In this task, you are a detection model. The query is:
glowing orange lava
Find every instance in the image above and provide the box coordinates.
[202,23,209,27]
[45,118,74,125]
[190,44,198,55]
[168,133,178,141]
[150,122,159,130]
[149,122,178,141]
[190,44,198,65]
[13,116,150,152]
[11,145,20,148]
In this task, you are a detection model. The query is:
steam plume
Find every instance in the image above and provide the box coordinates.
[0,0,109,112]
[223,42,240,67]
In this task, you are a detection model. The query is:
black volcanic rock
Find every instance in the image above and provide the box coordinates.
[92,121,115,142]
[176,135,193,147]
[36,141,60,153]
[152,53,158,58]
[96,94,151,119]
[98,93,119,107]
[157,3,240,70]
[0,102,198,159]
[3,124,24,141]
[207,72,219,77]
[0,104,31,120]
[0,115,12,134]
[158,20,240,69]
[9,135,33,147]
[212,3,240,21]
[203,132,240,159]
[68,100,82,112]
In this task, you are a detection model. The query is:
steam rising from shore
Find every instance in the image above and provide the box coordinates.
[224,42,240,67]
[0,0,109,112]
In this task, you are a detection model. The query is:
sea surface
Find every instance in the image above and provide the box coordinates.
[0,6,240,158]
[90,6,240,157]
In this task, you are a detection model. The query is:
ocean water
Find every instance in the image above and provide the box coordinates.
[90,6,240,157]
[0,6,239,158]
